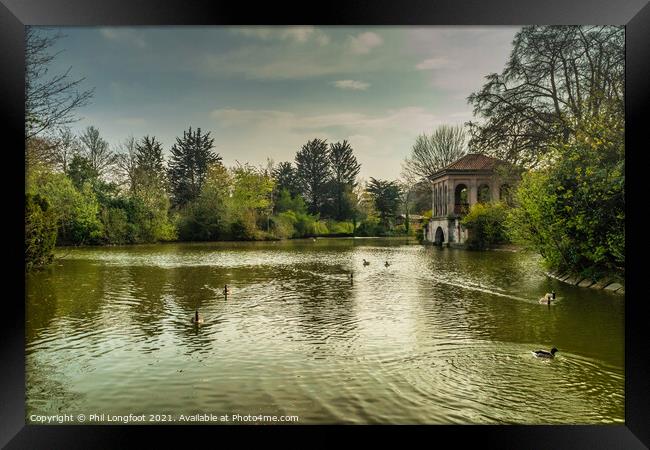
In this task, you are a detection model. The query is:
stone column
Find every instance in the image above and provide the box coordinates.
[491,181,500,203]
[469,179,478,206]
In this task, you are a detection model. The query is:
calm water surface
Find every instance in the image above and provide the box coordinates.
[26,238,624,424]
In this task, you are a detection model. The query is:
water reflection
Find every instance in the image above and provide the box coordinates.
[26,239,624,424]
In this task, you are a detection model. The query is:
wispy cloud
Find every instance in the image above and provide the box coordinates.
[347,32,383,54]
[415,57,457,70]
[232,26,330,45]
[210,107,440,134]
[99,28,147,49]
[333,80,370,90]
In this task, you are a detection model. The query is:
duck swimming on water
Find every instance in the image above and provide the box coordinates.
[363,259,370,266]
[191,310,204,324]
[539,291,556,304]
[384,261,390,267]
[532,347,558,358]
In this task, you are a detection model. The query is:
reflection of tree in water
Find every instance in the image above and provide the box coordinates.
[292,262,357,351]
[26,267,59,346]
[122,265,169,338]
[26,358,84,417]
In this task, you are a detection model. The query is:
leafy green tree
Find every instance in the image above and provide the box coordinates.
[506,111,624,278]
[177,164,232,241]
[168,127,222,207]
[295,138,331,215]
[230,164,275,239]
[28,170,103,245]
[25,193,58,271]
[328,140,361,220]
[366,178,402,227]
[66,154,99,190]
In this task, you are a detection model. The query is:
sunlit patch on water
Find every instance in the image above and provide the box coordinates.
[26,239,624,424]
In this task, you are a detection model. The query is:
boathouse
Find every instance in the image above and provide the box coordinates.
[424,153,519,246]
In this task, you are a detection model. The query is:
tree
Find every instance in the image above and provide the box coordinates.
[366,178,402,227]
[25,193,58,271]
[79,126,116,178]
[115,136,139,194]
[167,127,222,207]
[136,135,165,179]
[25,27,94,141]
[403,124,467,180]
[467,25,624,168]
[506,110,624,278]
[295,138,331,214]
[272,161,301,198]
[51,127,81,173]
[67,153,99,189]
[329,140,361,220]
[178,163,232,241]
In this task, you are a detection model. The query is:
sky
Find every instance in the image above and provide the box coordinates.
[43,26,520,180]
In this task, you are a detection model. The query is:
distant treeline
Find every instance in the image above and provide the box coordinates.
[25,128,432,269]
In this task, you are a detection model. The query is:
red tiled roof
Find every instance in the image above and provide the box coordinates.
[444,153,503,171]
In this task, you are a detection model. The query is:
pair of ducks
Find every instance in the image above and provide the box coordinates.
[362,259,390,267]
[191,285,232,324]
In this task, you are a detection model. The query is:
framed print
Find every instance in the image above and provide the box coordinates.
[2,0,649,447]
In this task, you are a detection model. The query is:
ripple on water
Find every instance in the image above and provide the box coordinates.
[26,241,624,423]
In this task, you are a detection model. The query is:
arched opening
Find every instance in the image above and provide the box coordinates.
[454,184,469,215]
[478,184,491,203]
[500,184,513,205]
[435,226,445,246]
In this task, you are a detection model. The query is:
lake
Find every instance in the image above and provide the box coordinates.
[26,238,624,424]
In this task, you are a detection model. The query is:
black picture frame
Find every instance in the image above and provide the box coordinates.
[2,0,648,447]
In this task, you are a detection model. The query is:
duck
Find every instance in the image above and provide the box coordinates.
[363,259,370,266]
[384,261,390,267]
[223,284,231,296]
[532,347,558,358]
[191,309,204,324]
[539,291,556,304]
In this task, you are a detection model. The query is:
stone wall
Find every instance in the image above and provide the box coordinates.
[546,271,624,294]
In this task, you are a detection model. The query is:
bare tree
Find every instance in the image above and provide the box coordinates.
[403,124,467,180]
[467,25,624,168]
[115,136,139,193]
[25,27,94,141]
[79,126,117,178]
[51,127,81,173]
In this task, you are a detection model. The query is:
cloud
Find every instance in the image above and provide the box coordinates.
[210,107,440,135]
[415,57,457,70]
[333,80,370,90]
[406,27,519,92]
[347,32,383,54]
[232,26,330,45]
[99,28,147,49]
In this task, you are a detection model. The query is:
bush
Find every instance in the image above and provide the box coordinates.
[461,202,509,250]
[25,193,58,271]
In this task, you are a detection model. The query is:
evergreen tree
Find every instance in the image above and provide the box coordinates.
[328,140,361,220]
[167,127,221,207]
[295,138,331,215]
[367,178,402,227]
[136,135,165,177]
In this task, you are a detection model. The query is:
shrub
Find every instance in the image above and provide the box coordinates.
[461,202,509,249]
[25,193,58,271]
